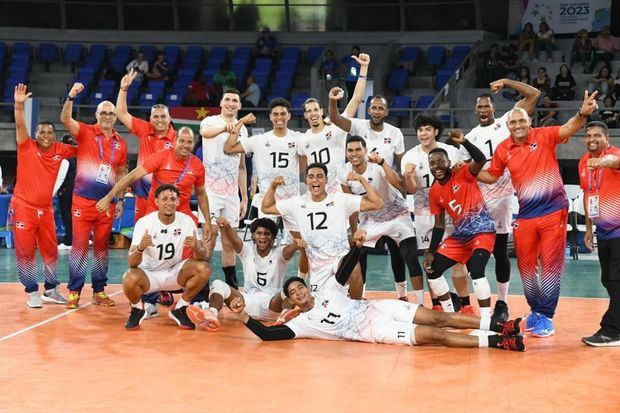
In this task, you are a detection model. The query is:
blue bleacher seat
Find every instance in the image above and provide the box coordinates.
[267,87,290,102]
[400,46,420,63]
[233,46,252,59]
[452,45,471,58]
[0,42,6,64]
[185,46,204,61]
[164,92,184,107]
[254,75,269,90]
[291,92,310,116]
[416,95,435,109]
[113,45,132,60]
[12,42,32,58]
[209,46,228,61]
[426,46,446,67]
[38,43,59,64]
[444,56,464,70]
[306,46,324,66]
[177,67,197,78]
[163,45,180,67]
[139,91,162,107]
[272,75,293,90]
[76,67,96,82]
[63,43,83,64]
[435,68,453,89]
[139,45,157,64]
[388,68,408,92]
[390,95,412,118]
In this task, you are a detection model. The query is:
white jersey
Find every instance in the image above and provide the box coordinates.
[238,243,290,295]
[349,118,405,169]
[401,142,464,216]
[276,192,361,274]
[200,115,248,197]
[299,123,347,193]
[241,130,301,205]
[461,112,514,200]
[131,211,197,272]
[337,162,409,223]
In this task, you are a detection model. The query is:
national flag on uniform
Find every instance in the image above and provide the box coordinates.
[16,221,25,229]
[174,228,182,237]
[169,107,221,135]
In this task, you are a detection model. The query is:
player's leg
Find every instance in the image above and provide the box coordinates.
[412,325,525,351]
[493,233,511,299]
[122,267,151,330]
[172,259,211,329]
[90,206,115,306]
[400,236,424,305]
[426,252,459,312]
[221,230,239,288]
[383,237,408,300]
[513,216,542,330]
[37,208,66,304]
[468,248,492,316]
[67,198,94,308]
[12,205,41,307]
[188,279,231,331]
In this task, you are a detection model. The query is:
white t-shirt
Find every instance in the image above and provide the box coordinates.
[238,243,290,296]
[348,118,405,169]
[276,192,361,273]
[299,123,347,194]
[131,211,198,272]
[337,162,409,223]
[400,141,464,216]
[240,130,301,205]
[200,115,248,197]
[461,112,514,200]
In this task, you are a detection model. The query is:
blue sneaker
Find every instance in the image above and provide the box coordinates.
[525,312,540,331]
[532,315,555,338]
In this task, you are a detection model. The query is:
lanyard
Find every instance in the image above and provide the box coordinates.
[97,135,117,165]
[587,148,612,193]
[154,157,192,186]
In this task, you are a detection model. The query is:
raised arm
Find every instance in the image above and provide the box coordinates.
[223,113,255,154]
[490,78,541,115]
[558,90,598,142]
[201,118,234,140]
[342,53,370,117]
[13,84,31,145]
[448,129,486,176]
[60,83,84,137]
[116,71,138,129]
[261,176,284,216]
[281,238,301,260]
[367,152,403,190]
[238,155,248,221]
[347,172,384,212]
[215,216,243,254]
[477,170,500,184]
[328,87,352,132]
[403,162,418,194]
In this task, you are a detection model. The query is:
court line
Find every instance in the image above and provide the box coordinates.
[0,290,123,343]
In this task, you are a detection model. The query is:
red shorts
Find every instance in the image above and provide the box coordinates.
[438,232,496,264]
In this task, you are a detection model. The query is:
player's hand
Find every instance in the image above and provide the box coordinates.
[448,129,465,145]
[240,113,256,124]
[229,297,248,322]
[346,171,364,182]
[293,237,307,249]
[120,70,137,90]
[423,252,435,274]
[367,152,383,165]
[138,230,155,252]
[452,160,466,171]
[580,90,599,116]
[14,84,32,104]
[587,157,602,169]
[270,176,286,188]
[113,200,124,219]
[352,53,370,68]
[68,82,84,97]
[215,216,230,228]
[201,224,212,244]
[225,123,235,133]
[584,228,595,251]
[95,196,112,215]
[329,87,344,101]
[404,163,416,178]
[184,230,199,250]
[352,229,366,248]
[489,79,505,93]
[239,198,248,221]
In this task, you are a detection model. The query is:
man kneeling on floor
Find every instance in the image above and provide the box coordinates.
[123,184,211,330]
[231,232,526,351]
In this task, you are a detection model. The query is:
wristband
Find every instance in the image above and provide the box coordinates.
[120,88,128,92]
[136,247,144,253]
[578,109,588,119]
[378,158,385,166]
[67,95,75,101]
[359,75,367,79]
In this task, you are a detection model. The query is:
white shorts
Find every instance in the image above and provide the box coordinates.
[414,215,455,250]
[199,192,240,227]
[485,196,513,235]
[242,291,279,321]
[367,299,420,345]
[140,259,188,294]
[361,214,416,248]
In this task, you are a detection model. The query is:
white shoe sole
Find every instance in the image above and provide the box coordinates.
[41,295,67,305]
[582,338,620,347]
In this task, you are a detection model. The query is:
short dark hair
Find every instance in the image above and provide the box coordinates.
[155,184,180,198]
[283,276,307,297]
[36,120,56,132]
[346,135,367,148]
[269,97,290,112]
[428,147,449,158]
[476,93,495,103]
[223,88,241,97]
[414,113,443,137]
[303,97,320,111]
[306,162,328,175]
[585,121,609,136]
[250,218,279,237]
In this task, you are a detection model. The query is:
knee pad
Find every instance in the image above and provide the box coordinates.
[427,276,450,297]
[472,278,491,301]
[209,279,232,300]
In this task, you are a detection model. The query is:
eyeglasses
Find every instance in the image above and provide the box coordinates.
[98,111,117,117]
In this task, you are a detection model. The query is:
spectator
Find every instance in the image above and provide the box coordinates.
[585,26,620,74]
[240,75,260,108]
[502,66,532,101]
[499,43,521,79]
[146,52,169,82]
[184,74,218,107]
[588,66,614,100]
[598,96,619,128]
[533,66,551,94]
[321,50,340,79]
[213,61,237,94]
[255,26,277,60]
[126,52,149,83]
[536,95,559,126]
[476,44,503,88]
[534,21,556,62]
[551,64,576,101]
[612,68,620,100]
[570,29,593,70]
[343,45,362,99]
[518,22,536,62]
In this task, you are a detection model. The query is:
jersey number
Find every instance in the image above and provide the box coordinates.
[320,312,341,324]
[485,139,494,156]
[448,199,463,215]
[157,243,175,260]
[310,148,330,165]
[257,271,267,286]
[307,212,328,230]
[422,173,432,188]
[270,152,289,168]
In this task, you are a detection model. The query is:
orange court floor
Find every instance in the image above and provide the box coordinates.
[1,282,619,413]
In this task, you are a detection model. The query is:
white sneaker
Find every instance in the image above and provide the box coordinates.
[41,287,67,304]
[57,243,71,251]
[27,292,43,308]
[144,302,159,319]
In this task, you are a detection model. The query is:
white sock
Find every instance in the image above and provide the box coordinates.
[130,301,143,309]
[478,334,489,348]
[413,289,424,305]
[479,315,491,331]
[497,282,509,302]
[480,306,492,318]
[208,307,219,317]
[439,297,455,312]
[395,281,407,298]
[177,297,190,308]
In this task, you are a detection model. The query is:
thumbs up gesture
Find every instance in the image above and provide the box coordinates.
[184,230,199,250]
[138,230,154,252]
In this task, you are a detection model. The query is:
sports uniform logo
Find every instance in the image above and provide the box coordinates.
[73,209,81,217]
[368,177,373,183]
[174,228,182,237]
[113,141,121,150]
[325,131,333,141]
[52,154,61,161]
[321,299,329,308]
[161,229,168,234]
[452,185,460,193]
[530,143,538,151]
[325,201,335,207]
[288,142,296,149]
[15,221,25,229]
[384,137,392,144]
[164,142,173,149]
